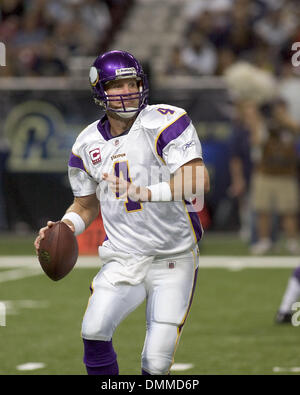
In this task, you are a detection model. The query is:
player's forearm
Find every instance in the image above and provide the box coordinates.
[146,159,209,202]
[62,195,99,232]
[170,161,209,200]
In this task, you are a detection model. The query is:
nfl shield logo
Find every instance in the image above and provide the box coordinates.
[89,148,101,165]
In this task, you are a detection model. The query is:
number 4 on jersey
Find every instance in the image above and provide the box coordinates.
[113,161,143,213]
[157,108,175,115]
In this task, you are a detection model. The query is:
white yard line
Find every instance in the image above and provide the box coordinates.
[171,363,194,371]
[273,366,300,373]
[16,362,46,371]
[200,256,300,268]
[0,256,299,269]
[0,256,41,268]
[0,268,43,283]
[3,299,49,315]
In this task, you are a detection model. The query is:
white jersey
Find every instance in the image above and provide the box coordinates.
[68,104,203,256]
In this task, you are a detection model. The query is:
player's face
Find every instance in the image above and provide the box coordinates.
[105,78,140,109]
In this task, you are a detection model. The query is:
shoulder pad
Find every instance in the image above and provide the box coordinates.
[72,120,99,155]
[140,104,187,131]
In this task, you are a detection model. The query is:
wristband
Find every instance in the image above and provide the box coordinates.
[61,212,85,236]
[146,182,172,202]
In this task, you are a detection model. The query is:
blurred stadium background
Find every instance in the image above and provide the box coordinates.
[1,0,300,375]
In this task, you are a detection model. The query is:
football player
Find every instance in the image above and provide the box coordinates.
[35,50,210,375]
[275,265,300,324]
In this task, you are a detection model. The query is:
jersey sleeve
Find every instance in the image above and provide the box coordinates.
[155,111,203,173]
[68,151,98,197]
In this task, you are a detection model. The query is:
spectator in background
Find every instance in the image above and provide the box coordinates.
[215,46,236,75]
[12,10,47,48]
[9,10,48,76]
[44,0,77,24]
[51,20,84,57]
[178,0,300,79]
[250,99,300,254]
[46,0,111,57]
[50,0,112,56]
[181,31,217,76]
[167,46,190,76]
[0,0,129,77]
[185,7,230,50]
[254,8,296,50]
[228,100,259,242]
[79,0,112,51]
[250,37,275,72]
[0,0,25,21]
[278,58,300,124]
[32,38,68,76]
[221,0,257,59]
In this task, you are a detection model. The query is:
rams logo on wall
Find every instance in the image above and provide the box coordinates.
[4,100,81,172]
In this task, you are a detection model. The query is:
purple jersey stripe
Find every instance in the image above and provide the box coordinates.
[156,113,190,159]
[189,210,203,242]
[185,200,203,242]
[97,117,112,141]
[68,152,87,173]
[97,115,130,141]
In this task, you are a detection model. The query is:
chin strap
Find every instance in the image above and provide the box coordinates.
[115,107,139,119]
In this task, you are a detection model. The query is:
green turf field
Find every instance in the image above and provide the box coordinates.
[0,231,296,256]
[0,259,299,375]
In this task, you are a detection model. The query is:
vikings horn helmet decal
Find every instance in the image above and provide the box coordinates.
[89,50,149,118]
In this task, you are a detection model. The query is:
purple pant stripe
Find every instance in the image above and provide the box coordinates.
[178,267,198,334]
[293,266,300,283]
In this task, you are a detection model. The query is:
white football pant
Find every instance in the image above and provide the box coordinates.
[81,245,199,375]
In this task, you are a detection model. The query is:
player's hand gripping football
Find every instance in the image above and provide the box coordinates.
[102,172,151,202]
[34,221,75,254]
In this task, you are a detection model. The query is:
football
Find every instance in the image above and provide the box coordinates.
[38,221,78,281]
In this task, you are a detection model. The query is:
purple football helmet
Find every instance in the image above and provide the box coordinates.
[89,50,149,118]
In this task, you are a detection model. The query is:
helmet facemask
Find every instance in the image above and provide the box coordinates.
[103,78,146,119]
